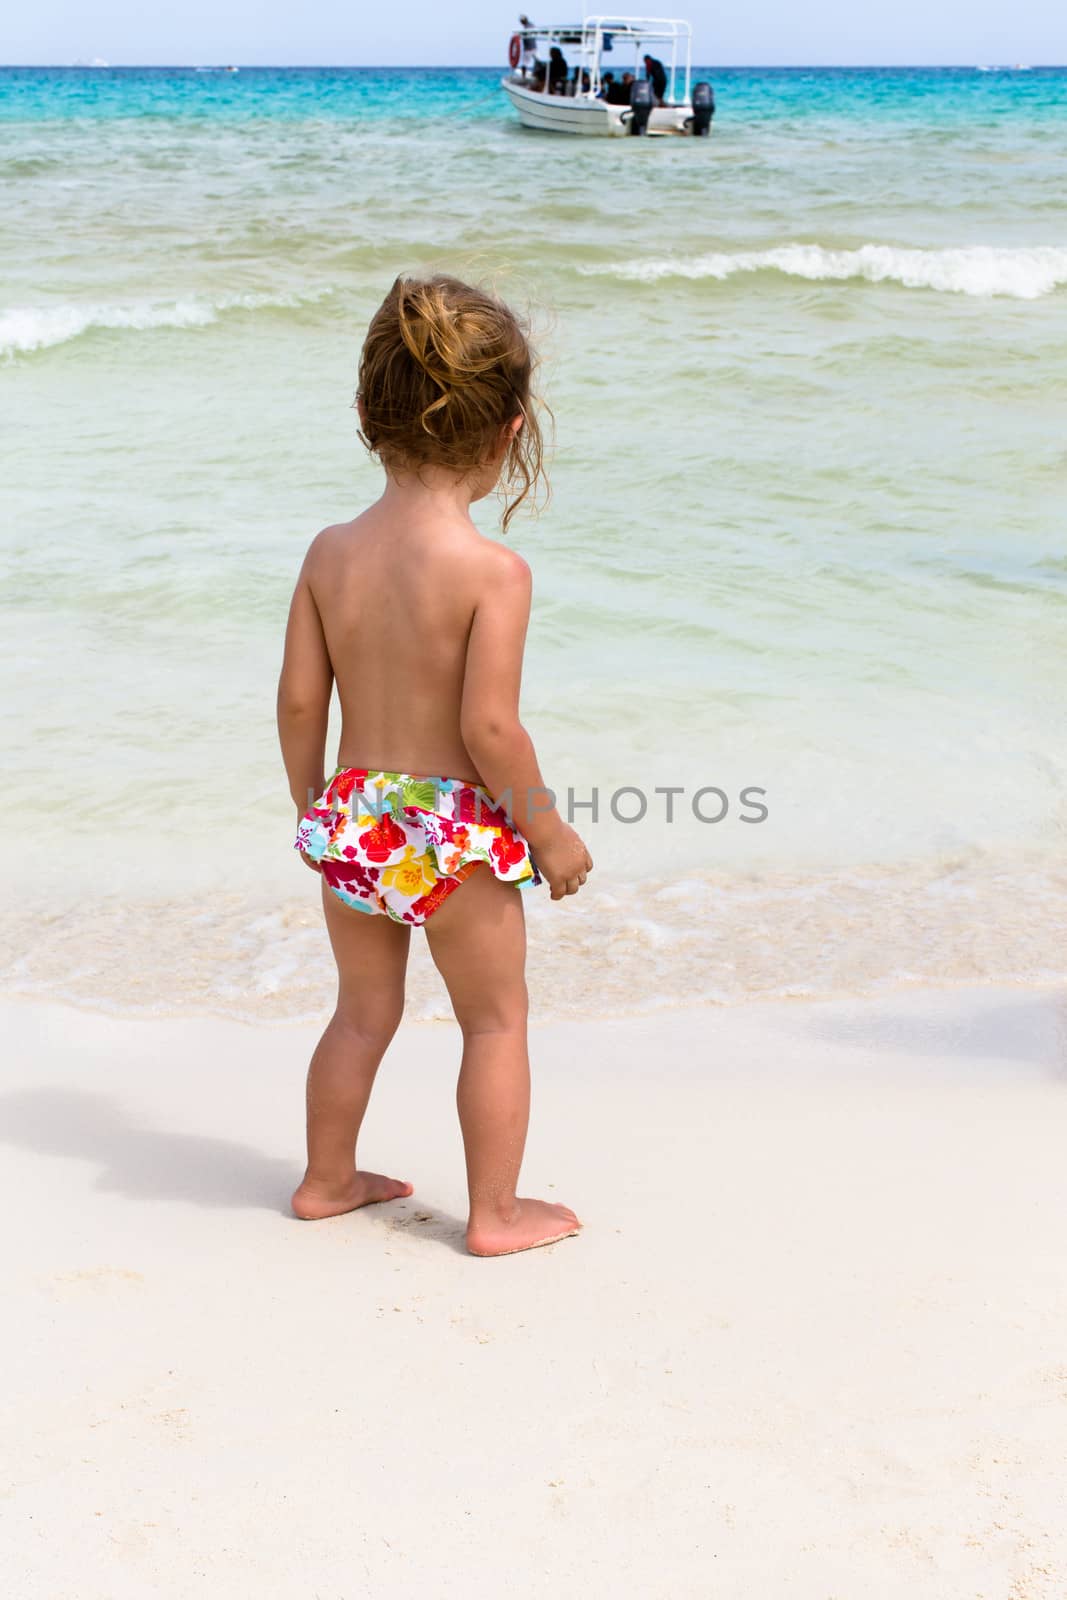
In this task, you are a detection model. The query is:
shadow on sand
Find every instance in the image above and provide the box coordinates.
[0,1086,468,1248]
[797,989,1067,1079]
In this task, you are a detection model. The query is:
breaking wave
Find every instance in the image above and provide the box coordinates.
[579,243,1067,299]
[0,288,331,357]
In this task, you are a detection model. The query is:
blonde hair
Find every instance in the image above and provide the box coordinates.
[356,273,547,532]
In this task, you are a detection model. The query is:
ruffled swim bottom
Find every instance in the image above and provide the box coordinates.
[295,767,540,925]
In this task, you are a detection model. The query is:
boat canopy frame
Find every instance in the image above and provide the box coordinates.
[512,15,693,105]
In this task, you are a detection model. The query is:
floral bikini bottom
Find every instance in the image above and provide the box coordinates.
[295,767,540,925]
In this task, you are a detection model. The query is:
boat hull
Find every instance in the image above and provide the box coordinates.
[501,76,691,137]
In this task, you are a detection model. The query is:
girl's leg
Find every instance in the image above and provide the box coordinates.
[423,867,580,1256]
[291,880,414,1220]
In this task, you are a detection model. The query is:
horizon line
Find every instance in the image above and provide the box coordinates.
[3,60,1065,70]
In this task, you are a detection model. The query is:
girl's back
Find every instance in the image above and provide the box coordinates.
[308,501,510,783]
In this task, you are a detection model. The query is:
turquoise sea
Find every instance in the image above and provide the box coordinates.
[2,65,1065,1018]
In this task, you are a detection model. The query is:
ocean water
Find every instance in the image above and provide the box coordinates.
[2,65,1065,1019]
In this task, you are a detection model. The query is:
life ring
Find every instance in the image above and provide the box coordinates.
[508,33,522,69]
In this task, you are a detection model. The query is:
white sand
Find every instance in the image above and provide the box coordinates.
[3,986,1067,1598]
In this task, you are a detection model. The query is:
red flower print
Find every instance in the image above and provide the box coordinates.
[428,816,470,848]
[491,827,527,874]
[329,769,368,804]
[409,877,463,921]
[322,858,380,897]
[358,812,406,863]
[454,787,508,828]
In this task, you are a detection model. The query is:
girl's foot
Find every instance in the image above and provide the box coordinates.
[291,1170,413,1220]
[466,1197,581,1257]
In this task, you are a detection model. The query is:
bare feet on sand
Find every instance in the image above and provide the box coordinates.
[291,1170,414,1220]
[466,1197,581,1257]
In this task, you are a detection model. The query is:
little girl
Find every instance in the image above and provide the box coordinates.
[277,274,592,1257]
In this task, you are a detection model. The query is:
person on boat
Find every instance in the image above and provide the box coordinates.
[516,13,539,80]
[548,46,568,93]
[643,53,668,104]
[603,71,630,105]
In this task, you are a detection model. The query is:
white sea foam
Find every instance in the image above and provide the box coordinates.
[579,243,1067,299]
[0,290,325,356]
[2,852,1064,1023]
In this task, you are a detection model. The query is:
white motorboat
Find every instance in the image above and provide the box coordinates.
[501,14,714,137]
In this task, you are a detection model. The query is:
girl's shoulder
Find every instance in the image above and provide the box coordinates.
[470,528,532,589]
[298,510,375,576]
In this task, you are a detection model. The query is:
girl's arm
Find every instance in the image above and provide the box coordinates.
[461,549,592,899]
[277,563,334,814]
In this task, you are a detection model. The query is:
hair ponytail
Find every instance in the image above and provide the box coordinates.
[357,274,548,532]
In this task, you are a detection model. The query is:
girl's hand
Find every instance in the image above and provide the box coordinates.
[535,822,593,902]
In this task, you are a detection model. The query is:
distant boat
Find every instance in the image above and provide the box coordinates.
[195,64,240,74]
[502,13,714,137]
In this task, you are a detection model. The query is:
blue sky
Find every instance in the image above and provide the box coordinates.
[4,0,1062,66]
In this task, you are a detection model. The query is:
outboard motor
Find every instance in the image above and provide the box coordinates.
[628,78,653,136]
[691,80,715,136]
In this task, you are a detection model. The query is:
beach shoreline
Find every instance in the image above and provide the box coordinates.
[4,843,1065,1023]
[4,983,1066,1596]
